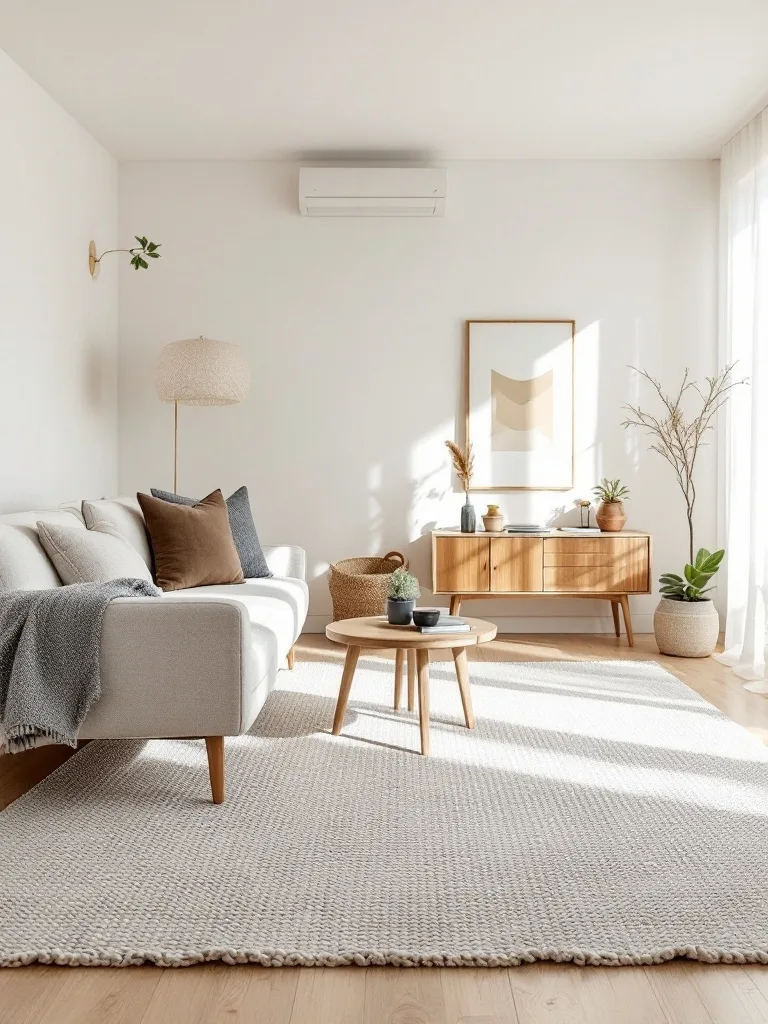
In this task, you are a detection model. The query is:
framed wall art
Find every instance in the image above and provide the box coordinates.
[465,319,575,491]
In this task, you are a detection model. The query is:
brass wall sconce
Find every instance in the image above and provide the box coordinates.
[89,236,161,278]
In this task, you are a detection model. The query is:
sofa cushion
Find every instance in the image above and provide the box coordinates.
[37,521,154,585]
[82,497,153,569]
[0,509,84,590]
[170,576,309,666]
[151,485,271,579]
[137,489,245,592]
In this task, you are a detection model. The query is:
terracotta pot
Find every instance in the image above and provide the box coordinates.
[595,500,626,532]
[653,597,719,658]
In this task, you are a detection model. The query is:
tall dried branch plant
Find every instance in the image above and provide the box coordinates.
[621,364,747,563]
[445,440,474,500]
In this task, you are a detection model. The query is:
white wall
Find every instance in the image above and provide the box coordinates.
[0,48,118,513]
[118,160,720,632]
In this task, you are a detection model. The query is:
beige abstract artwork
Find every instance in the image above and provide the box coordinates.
[491,368,554,451]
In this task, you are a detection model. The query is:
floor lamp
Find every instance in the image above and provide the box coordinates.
[155,336,251,493]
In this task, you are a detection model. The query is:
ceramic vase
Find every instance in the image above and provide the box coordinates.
[595,500,627,532]
[460,500,476,534]
[653,597,719,658]
[482,504,504,533]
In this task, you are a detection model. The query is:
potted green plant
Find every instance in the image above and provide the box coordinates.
[622,364,746,657]
[655,549,724,657]
[592,478,629,532]
[387,567,421,625]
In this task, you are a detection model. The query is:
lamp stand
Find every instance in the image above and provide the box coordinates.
[173,400,179,493]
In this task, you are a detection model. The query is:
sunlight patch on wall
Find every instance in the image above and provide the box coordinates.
[368,462,383,553]
[408,419,453,540]
[573,320,600,492]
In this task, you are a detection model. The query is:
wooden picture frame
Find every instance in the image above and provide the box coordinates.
[465,319,575,491]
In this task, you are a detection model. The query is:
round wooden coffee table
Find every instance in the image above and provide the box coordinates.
[325,615,497,755]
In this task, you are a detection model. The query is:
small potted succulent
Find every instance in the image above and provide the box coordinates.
[592,478,629,532]
[387,567,421,625]
[655,549,724,657]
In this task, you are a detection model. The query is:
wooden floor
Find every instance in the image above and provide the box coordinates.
[2,631,768,1024]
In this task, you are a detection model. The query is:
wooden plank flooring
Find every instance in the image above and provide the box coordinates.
[2,631,768,1024]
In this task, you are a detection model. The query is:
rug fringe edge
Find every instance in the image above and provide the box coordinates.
[3,946,768,969]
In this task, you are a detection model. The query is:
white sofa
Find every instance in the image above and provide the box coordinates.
[0,499,309,803]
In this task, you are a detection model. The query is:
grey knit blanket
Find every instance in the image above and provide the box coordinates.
[0,578,160,753]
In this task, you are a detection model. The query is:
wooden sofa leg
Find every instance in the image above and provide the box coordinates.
[205,737,225,804]
[287,646,295,670]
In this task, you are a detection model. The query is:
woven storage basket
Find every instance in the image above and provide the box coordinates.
[328,551,407,621]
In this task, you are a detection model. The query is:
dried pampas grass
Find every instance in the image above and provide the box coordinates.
[445,440,474,494]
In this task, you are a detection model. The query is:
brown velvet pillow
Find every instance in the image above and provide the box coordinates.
[137,489,244,592]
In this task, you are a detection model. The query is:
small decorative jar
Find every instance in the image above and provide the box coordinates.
[482,504,504,533]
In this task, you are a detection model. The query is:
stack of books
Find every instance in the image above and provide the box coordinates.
[416,615,471,635]
[505,523,549,535]
[557,525,601,534]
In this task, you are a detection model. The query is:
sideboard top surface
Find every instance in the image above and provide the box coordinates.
[431,529,651,538]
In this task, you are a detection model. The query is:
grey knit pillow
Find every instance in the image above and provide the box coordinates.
[150,485,271,579]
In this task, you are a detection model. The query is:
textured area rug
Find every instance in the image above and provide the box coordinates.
[2,657,768,968]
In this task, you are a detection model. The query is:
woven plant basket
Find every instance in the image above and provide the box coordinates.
[328,551,407,621]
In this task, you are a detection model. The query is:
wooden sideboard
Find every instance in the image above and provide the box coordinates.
[431,530,652,646]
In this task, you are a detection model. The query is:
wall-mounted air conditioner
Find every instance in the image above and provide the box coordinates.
[298,167,446,217]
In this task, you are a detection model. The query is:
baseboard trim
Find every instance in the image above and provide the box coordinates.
[304,614,656,635]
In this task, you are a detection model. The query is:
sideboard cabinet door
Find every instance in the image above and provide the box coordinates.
[433,537,490,593]
[490,538,544,592]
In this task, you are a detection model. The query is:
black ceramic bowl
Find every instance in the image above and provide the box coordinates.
[412,607,441,628]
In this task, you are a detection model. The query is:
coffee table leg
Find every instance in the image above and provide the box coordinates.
[407,649,416,711]
[452,647,475,729]
[416,648,431,755]
[332,645,361,735]
[393,648,404,710]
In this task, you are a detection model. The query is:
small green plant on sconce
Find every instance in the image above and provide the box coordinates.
[88,236,162,278]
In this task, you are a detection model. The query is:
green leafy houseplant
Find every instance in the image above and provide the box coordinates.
[128,236,161,270]
[386,567,421,625]
[91,236,162,274]
[659,548,724,602]
[592,478,630,503]
[388,567,421,602]
[592,478,629,532]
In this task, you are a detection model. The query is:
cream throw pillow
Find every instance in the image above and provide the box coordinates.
[37,521,154,586]
[81,497,153,568]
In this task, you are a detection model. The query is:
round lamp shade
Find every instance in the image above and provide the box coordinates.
[155,336,250,406]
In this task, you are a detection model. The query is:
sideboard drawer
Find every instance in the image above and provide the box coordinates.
[544,536,650,593]
[544,537,647,559]
[433,537,490,593]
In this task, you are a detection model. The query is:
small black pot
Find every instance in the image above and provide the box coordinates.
[387,598,415,625]
[412,607,441,628]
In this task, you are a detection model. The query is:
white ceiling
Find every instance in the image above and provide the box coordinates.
[1,0,767,160]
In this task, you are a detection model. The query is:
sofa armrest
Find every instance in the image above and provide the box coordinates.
[262,544,306,581]
[80,595,254,741]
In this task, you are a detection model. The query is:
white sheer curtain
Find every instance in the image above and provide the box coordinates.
[717,107,768,688]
